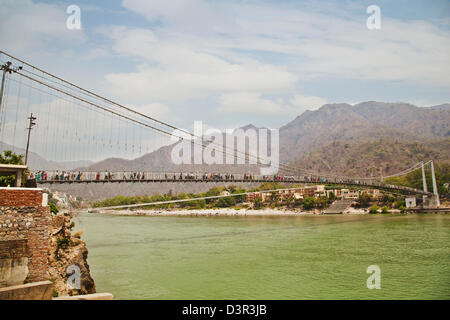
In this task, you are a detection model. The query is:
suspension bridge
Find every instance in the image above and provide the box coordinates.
[0,51,441,207]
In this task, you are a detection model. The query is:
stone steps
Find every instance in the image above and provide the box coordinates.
[324,199,354,214]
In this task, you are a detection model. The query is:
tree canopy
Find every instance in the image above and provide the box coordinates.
[0,150,25,187]
[0,150,24,165]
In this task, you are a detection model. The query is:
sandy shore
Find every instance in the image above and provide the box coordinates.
[90,207,369,216]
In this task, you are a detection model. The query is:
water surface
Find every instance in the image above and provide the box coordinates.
[75,213,450,299]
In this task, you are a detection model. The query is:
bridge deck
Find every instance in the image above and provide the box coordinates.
[35,178,428,195]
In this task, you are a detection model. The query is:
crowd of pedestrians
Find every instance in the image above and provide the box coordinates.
[30,171,300,182]
[27,170,423,194]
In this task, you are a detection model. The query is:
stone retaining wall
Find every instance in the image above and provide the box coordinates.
[0,188,50,286]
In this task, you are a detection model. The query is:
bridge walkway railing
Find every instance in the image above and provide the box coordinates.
[30,170,428,195]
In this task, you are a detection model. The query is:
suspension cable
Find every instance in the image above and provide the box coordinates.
[1,51,432,182]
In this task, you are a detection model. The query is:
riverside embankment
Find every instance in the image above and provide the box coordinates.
[89,207,369,216]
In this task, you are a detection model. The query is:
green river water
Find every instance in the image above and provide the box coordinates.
[74,213,449,300]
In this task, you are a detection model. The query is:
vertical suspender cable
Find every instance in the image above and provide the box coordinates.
[54,91,62,161]
[44,74,52,159]
[12,74,22,148]
[109,110,113,157]
[0,74,10,143]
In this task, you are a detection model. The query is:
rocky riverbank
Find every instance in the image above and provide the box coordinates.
[91,207,368,216]
[46,212,96,297]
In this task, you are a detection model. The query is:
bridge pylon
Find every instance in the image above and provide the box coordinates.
[422,160,440,208]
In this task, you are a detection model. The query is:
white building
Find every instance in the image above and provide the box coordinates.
[405,197,417,208]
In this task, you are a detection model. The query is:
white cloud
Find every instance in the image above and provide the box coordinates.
[217,92,287,115]
[292,18,450,86]
[0,0,86,53]
[217,92,327,115]
[119,0,450,88]
[121,0,237,35]
[103,26,298,103]
[1,0,448,133]
[84,48,110,61]
[290,95,328,112]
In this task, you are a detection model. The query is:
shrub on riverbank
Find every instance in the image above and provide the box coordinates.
[215,196,236,208]
[56,237,71,250]
[369,205,380,214]
[303,197,315,210]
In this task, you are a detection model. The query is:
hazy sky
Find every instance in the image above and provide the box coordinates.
[1,0,449,131]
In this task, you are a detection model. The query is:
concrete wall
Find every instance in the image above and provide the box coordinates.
[0,239,29,287]
[0,281,53,300]
[0,188,50,287]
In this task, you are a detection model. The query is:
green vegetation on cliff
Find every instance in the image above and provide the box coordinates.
[92,183,336,211]
[93,185,248,209]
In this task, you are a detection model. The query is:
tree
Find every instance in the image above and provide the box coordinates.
[191,198,206,209]
[230,187,246,203]
[177,193,191,208]
[313,196,329,209]
[294,198,303,207]
[303,197,315,210]
[253,198,263,209]
[0,150,24,165]
[270,191,278,203]
[393,198,405,209]
[357,192,372,207]
[381,194,395,206]
[0,150,25,187]
[381,205,390,214]
[215,196,236,208]
[285,197,294,208]
[204,187,223,204]
[328,192,336,201]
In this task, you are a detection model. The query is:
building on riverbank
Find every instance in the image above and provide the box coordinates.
[325,188,382,200]
[245,185,326,202]
[245,186,385,204]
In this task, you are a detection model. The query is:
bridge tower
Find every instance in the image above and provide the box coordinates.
[429,160,440,207]
[422,160,440,208]
[421,161,428,193]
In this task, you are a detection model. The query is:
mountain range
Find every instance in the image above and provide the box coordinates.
[0,141,93,171]
[78,101,449,175]
[279,101,449,176]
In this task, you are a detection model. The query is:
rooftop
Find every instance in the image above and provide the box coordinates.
[0,164,28,172]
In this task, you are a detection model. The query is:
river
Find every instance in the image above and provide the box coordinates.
[74,213,450,299]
